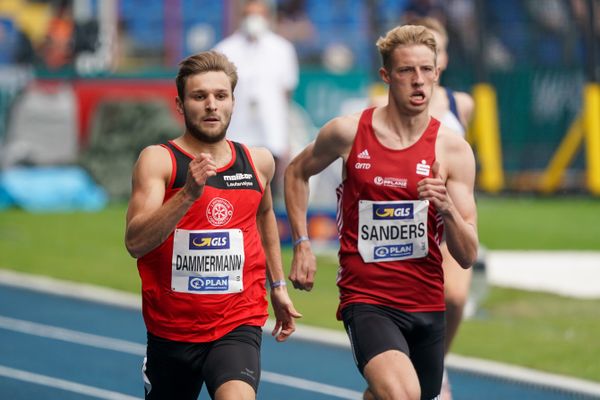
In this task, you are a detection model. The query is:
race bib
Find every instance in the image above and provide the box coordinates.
[358,200,429,263]
[171,229,245,294]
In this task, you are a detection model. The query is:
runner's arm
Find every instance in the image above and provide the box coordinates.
[284,116,355,290]
[125,146,216,258]
[253,147,302,341]
[442,139,478,267]
[419,136,478,267]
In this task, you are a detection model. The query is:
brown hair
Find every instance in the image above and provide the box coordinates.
[375,25,437,70]
[175,51,238,99]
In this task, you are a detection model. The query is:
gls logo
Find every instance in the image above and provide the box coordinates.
[189,232,229,250]
[355,162,371,170]
[373,203,414,220]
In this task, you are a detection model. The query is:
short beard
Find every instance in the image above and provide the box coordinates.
[183,110,230,144]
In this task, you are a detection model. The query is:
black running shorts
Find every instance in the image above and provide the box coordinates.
[142,325,262,400]
[341,303,445,399]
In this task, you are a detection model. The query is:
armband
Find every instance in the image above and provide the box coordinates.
[293,236,310,247]
[270,280,287,289]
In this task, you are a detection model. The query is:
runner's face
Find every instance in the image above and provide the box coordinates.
[380,44,438,116]
[177,71,234,143]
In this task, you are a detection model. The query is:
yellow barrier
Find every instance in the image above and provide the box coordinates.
[539,118,584,193]
[472,83,504,193]
[539,83,600,195]
[583,83,600,195]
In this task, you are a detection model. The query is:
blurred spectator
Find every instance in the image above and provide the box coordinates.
[571,0,600,69]
[402,0,448,26]
[571,0,600,35]
[0,18,34,65]
[525,0,574,66]
[275,0,316,46]
[444,0,477,67]
[38,0,75,71]
[214,0,299,203]
[0,19,17,65]
[445,0,513,72]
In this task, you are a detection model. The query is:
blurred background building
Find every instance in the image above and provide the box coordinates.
[0,0,599,222]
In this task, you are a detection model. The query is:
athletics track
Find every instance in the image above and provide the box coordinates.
[0,270,599,400]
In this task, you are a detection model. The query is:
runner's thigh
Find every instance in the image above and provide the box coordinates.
[203,325,262,398]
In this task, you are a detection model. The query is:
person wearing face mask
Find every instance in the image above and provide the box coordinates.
[214,0,299,204]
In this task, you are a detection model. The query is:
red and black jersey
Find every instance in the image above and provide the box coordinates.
[336,108,445,318]
[137,140,268,342]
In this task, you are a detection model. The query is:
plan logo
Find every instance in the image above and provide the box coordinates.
[188,276,229,291]
[373,203,414,220]
[189,232,229,250]
[374,244,413,259]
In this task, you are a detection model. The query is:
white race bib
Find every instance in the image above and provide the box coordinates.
[171,229,245,294]
[358,200,429,263]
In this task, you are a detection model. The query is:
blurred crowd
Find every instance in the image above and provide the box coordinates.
[0,0,598,75]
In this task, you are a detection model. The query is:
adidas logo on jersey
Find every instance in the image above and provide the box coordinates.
[357,149,371,159]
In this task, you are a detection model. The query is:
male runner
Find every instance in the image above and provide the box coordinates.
[125,50,300,400]
[284,25,478,400]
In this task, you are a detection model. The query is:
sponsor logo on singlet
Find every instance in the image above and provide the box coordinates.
[374,176,408,188]
[222,173,255,188]
[416,160,431,176]
[357,149,371,159]
[355,162,371,170]
[189,232,229,250]
[206,197,234,226]
[223,173,253,181]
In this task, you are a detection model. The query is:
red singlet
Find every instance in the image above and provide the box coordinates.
[336,108,445,318]
[137,140,268,342]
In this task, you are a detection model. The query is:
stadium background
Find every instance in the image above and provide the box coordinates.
[1,0,599,195]
[0,0,600,396]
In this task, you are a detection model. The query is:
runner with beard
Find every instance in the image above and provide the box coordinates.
[125,50,301,400]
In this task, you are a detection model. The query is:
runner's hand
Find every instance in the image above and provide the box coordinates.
[417,161,452,214]
[270,287,302,342]
[184,153,217,199]
[289,242,317,291]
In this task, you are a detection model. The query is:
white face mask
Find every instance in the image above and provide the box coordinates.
[241,14,268,38]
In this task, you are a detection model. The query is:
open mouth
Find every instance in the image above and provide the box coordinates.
[410,90,426,105]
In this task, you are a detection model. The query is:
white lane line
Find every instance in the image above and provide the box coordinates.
[261,371,362,399]
[0,315,361,399]
[0,315,146,355]
[0,364,141,400]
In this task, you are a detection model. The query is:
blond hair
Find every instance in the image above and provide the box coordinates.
[375,25,437,70]
[175,51,238,99]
